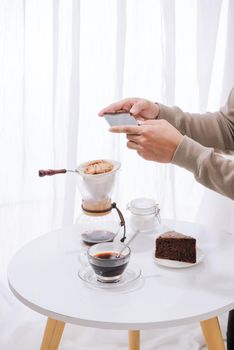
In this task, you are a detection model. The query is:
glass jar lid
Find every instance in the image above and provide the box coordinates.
[127,197,159,216]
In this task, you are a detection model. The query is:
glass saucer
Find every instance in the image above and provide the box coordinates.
[78,262,141,289]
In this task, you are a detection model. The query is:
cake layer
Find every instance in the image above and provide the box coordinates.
[155,231,196,263]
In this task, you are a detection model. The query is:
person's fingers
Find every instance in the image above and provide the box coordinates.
[109,125,141,134]
[127,140,140,150]
[126,134,141,143]
[129,100,146,116]
[140,119,159,125]
[98,98,136,116]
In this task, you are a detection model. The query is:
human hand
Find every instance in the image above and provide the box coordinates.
[98,98,160,121]
[109,119,183,163]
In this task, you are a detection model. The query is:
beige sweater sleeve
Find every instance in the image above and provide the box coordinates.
[158,88,234,200]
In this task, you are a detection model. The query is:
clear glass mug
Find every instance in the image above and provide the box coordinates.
[79,242,131,283]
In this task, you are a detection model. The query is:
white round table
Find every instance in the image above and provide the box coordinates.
[7,220,234,350]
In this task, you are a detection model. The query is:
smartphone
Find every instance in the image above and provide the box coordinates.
[104,112,138,127]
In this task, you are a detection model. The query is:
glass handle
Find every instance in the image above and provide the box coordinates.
[112,202,126,243]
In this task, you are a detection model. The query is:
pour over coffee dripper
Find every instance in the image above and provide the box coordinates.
[75,159,126,245]
[39,159,126,245]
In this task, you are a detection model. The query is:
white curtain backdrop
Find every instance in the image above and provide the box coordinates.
[0,0,234,349]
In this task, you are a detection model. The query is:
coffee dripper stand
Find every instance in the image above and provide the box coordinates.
[38,160,126,246]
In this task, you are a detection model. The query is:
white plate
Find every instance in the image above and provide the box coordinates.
[78,262,141,289]
[153,248,205,269]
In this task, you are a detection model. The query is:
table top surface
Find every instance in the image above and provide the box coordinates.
[7,220,234,330]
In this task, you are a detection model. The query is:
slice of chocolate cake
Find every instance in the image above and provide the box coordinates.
[155,231,196,263]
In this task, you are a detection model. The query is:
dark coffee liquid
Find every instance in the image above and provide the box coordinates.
[81,230,116,245]
[94,252,120,259]
[90,251,128,278]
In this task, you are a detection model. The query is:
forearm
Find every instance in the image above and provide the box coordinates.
[157,88,234,151]
[172,136,234,200]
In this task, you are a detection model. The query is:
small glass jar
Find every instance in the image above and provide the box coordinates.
[127,197,161,233]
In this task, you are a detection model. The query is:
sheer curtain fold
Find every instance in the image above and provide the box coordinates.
[110,0,127,202]
[62,0,81,226]
[196,0,222,111]
[51,0,59,224]
[196,0,234,232]
[115,0,127,101]
[160,0,177,218]
[222,0,234,99]
[160,0,175,105]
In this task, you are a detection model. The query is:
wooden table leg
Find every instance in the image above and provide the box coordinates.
[128,330,140,350]
[40,318,65,350]
[200,317,225,350]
